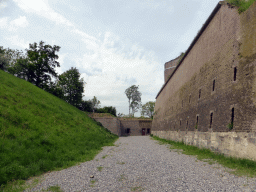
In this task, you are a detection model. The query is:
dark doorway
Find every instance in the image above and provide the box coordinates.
[142,128,145,135]
[147,128,150,134]
[126,128,130,134]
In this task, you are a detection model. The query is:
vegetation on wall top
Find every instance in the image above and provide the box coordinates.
[225,0,256,13]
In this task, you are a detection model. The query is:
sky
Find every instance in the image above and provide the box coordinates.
[0,0,221,116]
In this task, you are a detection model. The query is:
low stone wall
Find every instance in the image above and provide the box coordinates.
[152,130,256,161]
[94,117,121,136]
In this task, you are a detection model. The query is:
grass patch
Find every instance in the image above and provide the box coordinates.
[0,70,118,190]
[152,136,256,177]
[117,162,125,165]
[102,155,108,159]
[118,174,126,181]
[131,186,144,191]
[225,0,256,13]
[42,185,63,192]
[97,166,103,171]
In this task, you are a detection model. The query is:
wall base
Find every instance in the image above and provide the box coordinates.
[152,130,256,161]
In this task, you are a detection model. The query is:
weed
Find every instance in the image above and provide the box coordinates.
[152,135,256,177]
[102,155,108,159]
[43,185,63,192]
[118,174,126,181]
[90,180,96,184]
[227,122,233,130]
[131,186,144,191]
[225,0,256,13]
[117,162,125,165]
[97,166,103,171]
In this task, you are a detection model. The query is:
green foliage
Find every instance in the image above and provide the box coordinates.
[225,0,256,13]
[141,101,155,119]
[57,67,84,108]
[227,122,233,130]
[0,70,118,188]
[78,100,93,112]
[96,106,117,116]
[26,41,60,89]
[152,136,256,177]
[90,96,101,113]
[195,123,198,129]
[125,85,142,116]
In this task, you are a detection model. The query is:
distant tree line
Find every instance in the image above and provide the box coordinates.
[0,41,116,116]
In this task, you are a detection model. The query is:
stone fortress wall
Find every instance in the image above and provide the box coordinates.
[152,1,256,161]
[88,113,152,137]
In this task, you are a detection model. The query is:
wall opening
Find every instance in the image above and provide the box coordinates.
[231,107,234,130]
[147,128,150,134]
[186,120,188,129]
[234,67,237,81]
[212,80,215,92]
[199,89,201,99]
[196,115,199,129]
[210,112,213,128]
[126,128,130,134]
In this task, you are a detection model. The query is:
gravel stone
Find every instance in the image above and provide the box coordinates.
[25,136,256,191]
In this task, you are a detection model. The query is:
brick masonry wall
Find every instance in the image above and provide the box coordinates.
[93,117,121,136]
[152,2,256,160]
[90,114,152,136]
[164,56,180,83]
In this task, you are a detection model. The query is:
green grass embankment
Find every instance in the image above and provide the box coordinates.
[0,70,118,190]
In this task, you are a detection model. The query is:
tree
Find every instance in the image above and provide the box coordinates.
[26,41,60,89]
[78,100,93,112]
[90,96,101,113]
[96,106,117,116]
[141,101,155,119]
[58,67,85,107]
[125,85,142,116]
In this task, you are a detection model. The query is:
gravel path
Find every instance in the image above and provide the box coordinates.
[26,136,256,192]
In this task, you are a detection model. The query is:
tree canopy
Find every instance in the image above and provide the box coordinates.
[141,101,155,119]
[125,85,142,116]
[58,67,85,108]
[26,41,60,89]
[90,96,101,113]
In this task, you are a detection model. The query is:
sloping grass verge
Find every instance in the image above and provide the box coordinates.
[151,135,256,177]
[0,70,118,190]
[226,0,256,13]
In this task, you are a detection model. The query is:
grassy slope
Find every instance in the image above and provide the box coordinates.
[0,70,118,187]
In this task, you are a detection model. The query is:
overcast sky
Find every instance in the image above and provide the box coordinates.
[0,0,221,116]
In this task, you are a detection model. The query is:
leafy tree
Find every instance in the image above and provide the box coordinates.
[141,101,155,119]
[117,113,125,117]
[26,41,60,89]
[96,106,117,116]
[58,67,85,107]
[125,85,142,116]
[44,81,64,99]
[78,100,93,112]
[0,47,9,71]
[90,96,101,113]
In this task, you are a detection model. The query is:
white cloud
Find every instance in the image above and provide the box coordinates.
[0,17,8,28]
[75,31,162,114]
[11,16,29,28]
[0,16,28,31]
[13,0,74,27]
[6,35,30,49]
